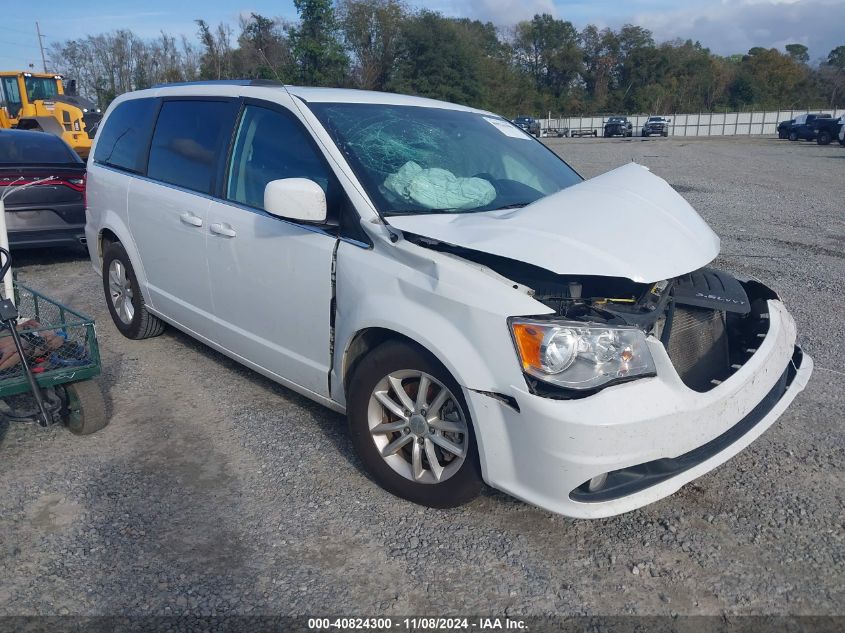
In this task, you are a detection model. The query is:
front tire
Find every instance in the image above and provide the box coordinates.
[102,241,165,340]
[788,131,798,141]
[347,341,482,508]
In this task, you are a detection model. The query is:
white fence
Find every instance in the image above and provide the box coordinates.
[540,108,845,137]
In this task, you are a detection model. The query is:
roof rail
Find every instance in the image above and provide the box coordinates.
[151,79,285,89]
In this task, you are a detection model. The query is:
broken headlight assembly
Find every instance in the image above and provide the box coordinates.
[509,319,656,391]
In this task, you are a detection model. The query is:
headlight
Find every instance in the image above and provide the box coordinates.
[510,319,656,390]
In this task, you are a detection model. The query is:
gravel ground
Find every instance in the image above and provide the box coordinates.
[0,136,842,618]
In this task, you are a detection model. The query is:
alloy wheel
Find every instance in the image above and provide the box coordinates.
[108,260,134,325]
[367,370,468,484]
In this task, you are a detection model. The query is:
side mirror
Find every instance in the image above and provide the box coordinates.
[264,178,327,223]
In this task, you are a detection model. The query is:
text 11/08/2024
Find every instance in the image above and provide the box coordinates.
[307,617,528,630]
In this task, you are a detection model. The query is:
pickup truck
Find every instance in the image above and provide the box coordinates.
[603,116,633,137]
[512,116,541,137]
[642,116,670,137]
[785,113,832,141]
[812,115,844,145]
[776,119,794,139]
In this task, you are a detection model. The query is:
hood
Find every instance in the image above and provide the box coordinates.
[387,162,720,284]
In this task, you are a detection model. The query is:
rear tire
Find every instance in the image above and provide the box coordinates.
[347,341,482,508]
[817,131,831,145]
[102,241,165,340]
[788,131,798,141]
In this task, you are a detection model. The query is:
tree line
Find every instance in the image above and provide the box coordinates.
[47,0,845,116]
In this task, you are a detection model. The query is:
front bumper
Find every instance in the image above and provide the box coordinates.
[467,299,812,518]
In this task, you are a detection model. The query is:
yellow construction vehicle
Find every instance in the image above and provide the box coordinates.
[0,71,100,158]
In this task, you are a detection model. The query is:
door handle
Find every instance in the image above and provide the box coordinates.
[179,212,203,227]
[210,222,237,238]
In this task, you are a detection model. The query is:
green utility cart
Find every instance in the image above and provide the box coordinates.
[0,250,107,435]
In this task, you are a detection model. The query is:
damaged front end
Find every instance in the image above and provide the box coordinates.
[517,265,771,398]
[406,237,776,399]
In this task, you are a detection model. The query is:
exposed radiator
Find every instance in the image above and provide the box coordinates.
[666,306,730,392]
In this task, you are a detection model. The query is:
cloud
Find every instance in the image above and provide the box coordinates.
[442,0,843,59]
[626,0,845,59]
[465,0,559,24]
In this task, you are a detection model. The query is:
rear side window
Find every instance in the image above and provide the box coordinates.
[94,98,157,173]
[148,100,237,195]
[0,132,79,164]
[226,104,334,210]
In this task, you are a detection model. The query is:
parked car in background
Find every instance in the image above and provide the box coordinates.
[776,119,794,139]
[786,113,832,141]
[812,115,843,145]
[85,82,812,518]
[512,116,541,137]
[0,129,85,248]
[642,116,670,137]
[604,116,632,137]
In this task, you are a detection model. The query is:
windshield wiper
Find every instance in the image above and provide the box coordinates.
[383,208,459,216]
[492,203,529,210]
[383,202,531,217]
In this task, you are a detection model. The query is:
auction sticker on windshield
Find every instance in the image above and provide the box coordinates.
[484,116,532,139]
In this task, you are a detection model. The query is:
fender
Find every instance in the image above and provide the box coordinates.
[85,164,155,310]
[331,238,544,406]
[95,210,154,307]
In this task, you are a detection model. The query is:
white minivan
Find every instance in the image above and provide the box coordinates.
[85,81,812,518]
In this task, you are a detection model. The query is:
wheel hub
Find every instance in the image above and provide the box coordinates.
[409,413,428,436]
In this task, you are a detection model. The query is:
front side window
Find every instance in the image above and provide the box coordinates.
[0,77,22,118]
[310,103,581,216]
[23,76,59,101]
[227,104,335,210]
[93,98,158,173]
[148,100,237,194]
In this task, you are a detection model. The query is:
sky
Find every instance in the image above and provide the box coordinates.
[1,0,843,71]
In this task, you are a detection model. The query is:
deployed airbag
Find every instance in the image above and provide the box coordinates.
[384,161,496,211]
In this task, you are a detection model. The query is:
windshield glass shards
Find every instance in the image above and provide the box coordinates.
[309,103,581,216]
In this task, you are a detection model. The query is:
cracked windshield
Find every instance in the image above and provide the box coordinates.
[310,103,581,215]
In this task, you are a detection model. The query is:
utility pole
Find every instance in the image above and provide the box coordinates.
[36,22,47,72]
